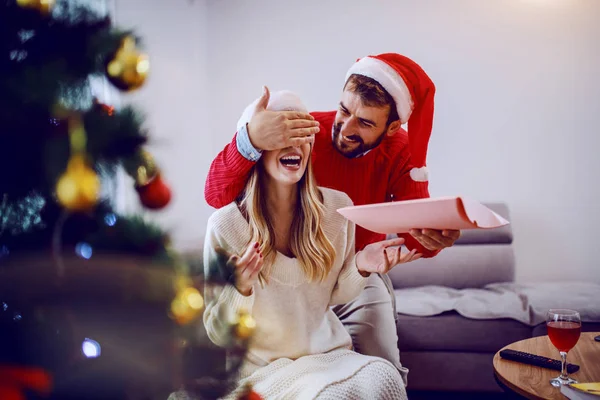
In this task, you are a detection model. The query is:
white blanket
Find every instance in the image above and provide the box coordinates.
[395,282,600,326]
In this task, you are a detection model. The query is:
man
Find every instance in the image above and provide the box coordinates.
[204,53,460,385]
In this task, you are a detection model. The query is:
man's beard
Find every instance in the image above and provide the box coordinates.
[332,123,385,159]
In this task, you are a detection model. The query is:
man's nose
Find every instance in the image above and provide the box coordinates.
[341,116,358,135]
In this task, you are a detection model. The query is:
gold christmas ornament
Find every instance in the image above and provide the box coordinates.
[56,154,100,212]
[106,36,150,91]
[16,0,55,14]
[170,286,204,326]
[55,114,99,212]
[135,150,158,186]
[234,309,256,341]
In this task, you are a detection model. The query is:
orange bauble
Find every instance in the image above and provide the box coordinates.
[237,383,263,400]
[135,174,171,210]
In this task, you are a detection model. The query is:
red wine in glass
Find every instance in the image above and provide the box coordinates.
[546,309,581,387]
[547,321,581,352]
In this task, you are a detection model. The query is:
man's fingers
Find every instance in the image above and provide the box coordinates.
[422,229,454,248]
[442,229,461,240]
[287,118,320,130]
[411,230,439,250]
[419,235,440,250]
[288,135,315,147]
[255,86,270,111]
[287,125,320,138]
[283,111,315,121]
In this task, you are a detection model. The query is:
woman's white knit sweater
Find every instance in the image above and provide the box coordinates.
[202,187,365,368]
[201,187,405,399]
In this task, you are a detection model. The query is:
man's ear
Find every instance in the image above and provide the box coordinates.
[386,120,402,137]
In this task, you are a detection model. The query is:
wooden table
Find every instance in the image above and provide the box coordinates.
[493,332,600,399]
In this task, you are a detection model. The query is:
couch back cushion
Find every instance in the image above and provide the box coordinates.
[455,202,513,245]
[388,202,516,290]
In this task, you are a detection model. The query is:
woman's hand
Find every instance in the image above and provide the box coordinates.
[356,237,422,275]
[225,242,263,296]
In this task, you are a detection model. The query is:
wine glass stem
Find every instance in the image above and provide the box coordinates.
[560,351,568,380]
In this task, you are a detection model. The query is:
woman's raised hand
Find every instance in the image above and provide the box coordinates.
[228,242,264,296]
[356,237,422,275]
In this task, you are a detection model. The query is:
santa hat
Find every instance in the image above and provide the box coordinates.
[237,90,308,132]
[345,53,435,182]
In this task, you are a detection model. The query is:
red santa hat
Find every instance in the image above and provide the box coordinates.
[345,53,435,182]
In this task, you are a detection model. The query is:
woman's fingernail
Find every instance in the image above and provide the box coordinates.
[254,242,259,248]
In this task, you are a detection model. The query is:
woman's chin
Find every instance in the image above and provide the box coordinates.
[276,167,305,185]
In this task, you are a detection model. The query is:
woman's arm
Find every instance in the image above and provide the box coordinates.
[202,218,255,347]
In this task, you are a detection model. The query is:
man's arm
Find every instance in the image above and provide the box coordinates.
[204,125,258,208]
[388,136,440,258]
[390,175,441,259]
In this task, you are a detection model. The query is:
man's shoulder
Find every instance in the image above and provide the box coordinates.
[385,127,410,149]
[379,127,411,163]
[310,110,336,128]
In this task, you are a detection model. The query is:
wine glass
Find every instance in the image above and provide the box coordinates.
[546,309,581,387]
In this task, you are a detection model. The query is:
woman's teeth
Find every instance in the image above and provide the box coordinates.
[280,155,301,167]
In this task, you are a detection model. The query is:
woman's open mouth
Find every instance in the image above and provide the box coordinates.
[279,154,302,171]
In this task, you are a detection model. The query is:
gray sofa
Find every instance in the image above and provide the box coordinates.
[388,203,600,394]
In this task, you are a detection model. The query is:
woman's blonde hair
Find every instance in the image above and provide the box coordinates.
[238,156,336,284]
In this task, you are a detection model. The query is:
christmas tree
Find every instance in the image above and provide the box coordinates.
[0,0,173,259]
[0,1,257,398]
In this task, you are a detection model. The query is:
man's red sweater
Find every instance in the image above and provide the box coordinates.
[204,111,439,257]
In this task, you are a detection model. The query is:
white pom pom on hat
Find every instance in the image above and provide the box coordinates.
[345,53,436,182]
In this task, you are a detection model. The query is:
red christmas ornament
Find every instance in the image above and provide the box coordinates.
[237,383,263,400]
[135,173,171,210]
[0,365,52,400]
[99,103,114,116]
[93,99,115,116]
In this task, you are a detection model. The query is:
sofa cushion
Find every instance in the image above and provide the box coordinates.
[396,311,532,353]
[389,244,515,290]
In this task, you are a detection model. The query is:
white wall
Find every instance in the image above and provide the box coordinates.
[205,0,600,282]
[113,0,600,282]
[111,0,211,251]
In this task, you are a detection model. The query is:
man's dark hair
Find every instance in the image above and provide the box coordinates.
[344,74,399,127]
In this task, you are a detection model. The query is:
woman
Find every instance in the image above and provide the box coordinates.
[202,91,418,399]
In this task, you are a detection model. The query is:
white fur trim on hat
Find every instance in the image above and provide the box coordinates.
[409,166,429,182]
[345,57,414,124]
